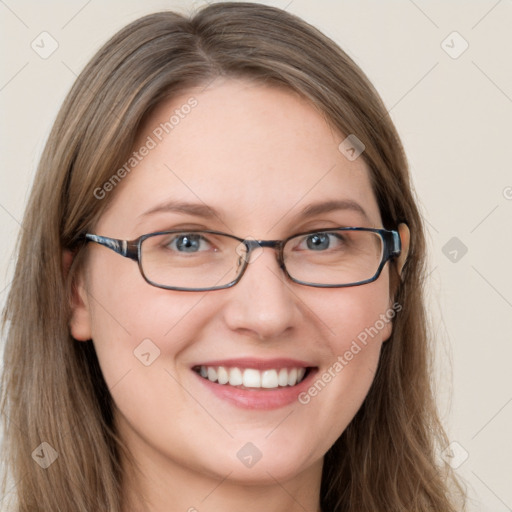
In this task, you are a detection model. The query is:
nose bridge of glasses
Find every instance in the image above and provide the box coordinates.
[241,238,284,266]
[253,239,282,249]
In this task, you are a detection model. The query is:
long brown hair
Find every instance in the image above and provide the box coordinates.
[1,3,465,510]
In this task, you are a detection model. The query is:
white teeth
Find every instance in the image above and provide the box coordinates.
[278,368,288,387]
[229,367,243,386]
[243,369,261,388]
[217,366,229,385]
[207,367,217,382]
[196,365,309,389]
[287,368,298,386]
[261,369,278,388]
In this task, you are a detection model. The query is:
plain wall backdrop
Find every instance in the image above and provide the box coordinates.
[1,1,511,510]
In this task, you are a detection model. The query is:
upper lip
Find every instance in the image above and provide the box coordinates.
[191,358,316,370]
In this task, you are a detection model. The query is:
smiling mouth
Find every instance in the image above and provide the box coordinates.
[192,365,314,390]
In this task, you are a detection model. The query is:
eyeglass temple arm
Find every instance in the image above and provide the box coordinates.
[84,234,139,260]
[387,230,402,259]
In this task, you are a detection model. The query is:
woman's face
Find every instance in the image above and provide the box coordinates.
[71,78,399,488]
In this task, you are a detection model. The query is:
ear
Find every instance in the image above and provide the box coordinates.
[396,223,410,277]
[63,249,92,342]
[383,223,410,342]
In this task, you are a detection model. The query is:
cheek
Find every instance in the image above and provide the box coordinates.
[85,260,220,457]
[298,276,393,442]
[317,271,393,352]
[85,254,212,389]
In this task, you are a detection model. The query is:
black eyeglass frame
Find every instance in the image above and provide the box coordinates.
[84,227,401,292]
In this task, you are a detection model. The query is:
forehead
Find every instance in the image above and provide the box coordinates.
[98,78,382,236]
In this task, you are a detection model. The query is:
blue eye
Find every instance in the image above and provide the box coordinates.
[303,232,343,251]
[170,234,207,252]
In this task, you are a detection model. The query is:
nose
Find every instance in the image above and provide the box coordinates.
[220,246,300,340]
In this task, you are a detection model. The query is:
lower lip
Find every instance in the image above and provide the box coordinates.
[192,368,318,410]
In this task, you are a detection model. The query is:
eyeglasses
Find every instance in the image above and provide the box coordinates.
[84,227,401,291]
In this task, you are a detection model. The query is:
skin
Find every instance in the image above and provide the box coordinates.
[69,77,409,512]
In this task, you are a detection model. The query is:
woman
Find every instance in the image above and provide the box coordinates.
[1,2,465,511]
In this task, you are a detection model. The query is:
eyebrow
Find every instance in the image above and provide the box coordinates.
[139,200,219,220]
[297,199,370,222]
[138,198,370,223]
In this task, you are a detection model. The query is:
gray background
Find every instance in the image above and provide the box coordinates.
[1,1,511,510]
